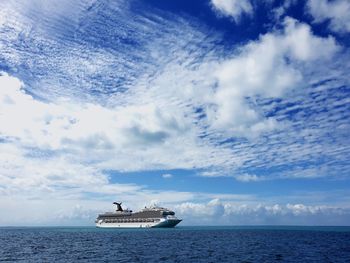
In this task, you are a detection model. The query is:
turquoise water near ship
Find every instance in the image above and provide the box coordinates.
[1,226,350,262]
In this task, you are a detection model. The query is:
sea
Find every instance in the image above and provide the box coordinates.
[1,226,350,262]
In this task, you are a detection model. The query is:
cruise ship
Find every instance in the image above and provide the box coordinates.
[95,202,182,228]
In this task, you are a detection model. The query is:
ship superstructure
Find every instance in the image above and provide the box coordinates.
[95,202,182,228]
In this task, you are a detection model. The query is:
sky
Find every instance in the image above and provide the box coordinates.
[0,0,349,226]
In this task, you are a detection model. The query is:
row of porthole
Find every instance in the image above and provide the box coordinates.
[103,218,160,223]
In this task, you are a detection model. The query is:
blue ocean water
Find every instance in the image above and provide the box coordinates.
[1,226,350,262]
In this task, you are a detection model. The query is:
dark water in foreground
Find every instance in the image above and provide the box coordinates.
[1,226,350,262]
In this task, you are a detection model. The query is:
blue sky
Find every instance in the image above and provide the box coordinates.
[0,0,349,226]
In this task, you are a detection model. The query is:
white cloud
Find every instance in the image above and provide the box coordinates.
[176,199,225,220]
[269,0,298,21]
[176,199,350,225]
[307,0,350,33]
[0,72,190,156]
[199,171,264,182]
[208,17,339,137]
[0,16,342,178]
[235,173,262,182]
[162,173,173,179]
[211,0,253,22]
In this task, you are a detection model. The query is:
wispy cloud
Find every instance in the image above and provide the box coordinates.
[162,173,173,179]
[307,0,350,33]
[210,0,253,22]
[0,5,348,179]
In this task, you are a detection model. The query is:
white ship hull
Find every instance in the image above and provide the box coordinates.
[96,218,181,228]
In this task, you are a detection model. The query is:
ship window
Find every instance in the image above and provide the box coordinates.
[162,211,175,216]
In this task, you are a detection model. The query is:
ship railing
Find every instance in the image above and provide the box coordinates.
[101,218,161,224]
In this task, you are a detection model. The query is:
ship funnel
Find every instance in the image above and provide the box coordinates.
[113,202,123,211]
